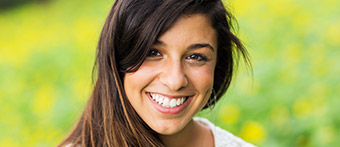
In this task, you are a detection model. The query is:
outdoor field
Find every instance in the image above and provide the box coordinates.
[0,0,339,146]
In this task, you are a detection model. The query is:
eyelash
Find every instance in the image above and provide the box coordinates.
[147,49,162,57]
[147,49,208,62]
[185,53,208,62]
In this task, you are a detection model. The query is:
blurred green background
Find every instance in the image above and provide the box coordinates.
[0,0,339,146]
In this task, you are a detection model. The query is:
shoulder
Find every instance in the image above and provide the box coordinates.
[194,117,256,147]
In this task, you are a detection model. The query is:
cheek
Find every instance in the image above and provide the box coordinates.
[187,64,215,92]
[124,63,158,98]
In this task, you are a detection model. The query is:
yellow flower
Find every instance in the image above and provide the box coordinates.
[316,126,337,144]
[293,97,313,119]
[32,85,55,117]
[270,105,289,127]
[239,121,266,145]
[327,22,340,45]
[219,103,240,125]
[0,137,19,147]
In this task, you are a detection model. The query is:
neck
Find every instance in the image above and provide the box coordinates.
[159,119,214,147]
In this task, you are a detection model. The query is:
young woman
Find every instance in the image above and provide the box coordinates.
[59,0,254,146]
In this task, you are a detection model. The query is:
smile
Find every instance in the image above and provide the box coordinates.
[150,93,188,108]
[146,92,192,114]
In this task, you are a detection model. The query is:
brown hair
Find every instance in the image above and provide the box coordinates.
[58,0,250,146]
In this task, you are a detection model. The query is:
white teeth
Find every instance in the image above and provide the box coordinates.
[170,99,176,108]
[155,95,160,103]
[159,97,163,104]
[176,99,181,105]
[150,93,188,108]
[162,98,169,107]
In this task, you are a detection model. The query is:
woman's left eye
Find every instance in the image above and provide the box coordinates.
[186,53,208,62]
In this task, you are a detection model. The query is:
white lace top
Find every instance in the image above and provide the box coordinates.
[66,118,256,147]
[194,117,256,147]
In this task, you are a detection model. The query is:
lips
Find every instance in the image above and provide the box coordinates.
[146,92,192,114]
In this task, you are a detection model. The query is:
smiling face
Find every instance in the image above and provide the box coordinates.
[124,14,217,135]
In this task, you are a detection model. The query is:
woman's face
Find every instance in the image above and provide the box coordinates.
[124,14,217,135]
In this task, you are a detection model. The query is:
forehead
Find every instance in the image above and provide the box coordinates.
[156,14,217,49]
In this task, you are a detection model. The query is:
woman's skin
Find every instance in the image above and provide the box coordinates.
[124,14,217,147]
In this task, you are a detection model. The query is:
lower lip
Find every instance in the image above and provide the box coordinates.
[146,93,193,114]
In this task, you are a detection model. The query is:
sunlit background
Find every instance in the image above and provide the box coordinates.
[0,0,339,146]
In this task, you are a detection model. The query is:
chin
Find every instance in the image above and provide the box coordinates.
[153,126,182,136]
[148,117,192,136]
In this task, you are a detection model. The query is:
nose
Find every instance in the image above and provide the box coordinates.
[159,60,188,91]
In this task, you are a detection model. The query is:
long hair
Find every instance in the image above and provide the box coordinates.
[58,0,251,146]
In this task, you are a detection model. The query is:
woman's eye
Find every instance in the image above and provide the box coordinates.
[147,49,162,57]
[186,53,208,62]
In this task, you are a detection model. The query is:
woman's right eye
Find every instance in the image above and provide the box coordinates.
[147,49,162,58]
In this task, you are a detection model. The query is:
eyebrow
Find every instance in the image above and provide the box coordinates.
[153,40,215,51]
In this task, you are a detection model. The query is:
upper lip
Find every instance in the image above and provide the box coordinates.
[147,92,194,98]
